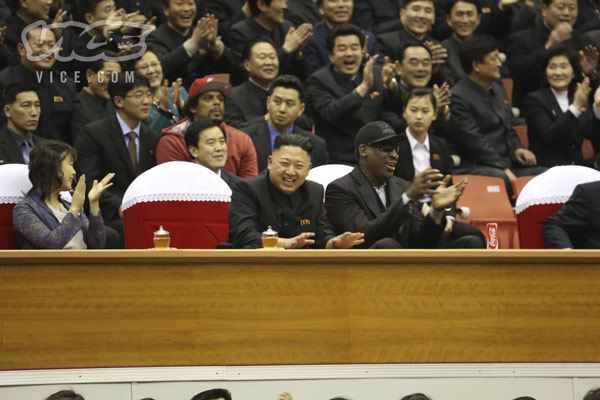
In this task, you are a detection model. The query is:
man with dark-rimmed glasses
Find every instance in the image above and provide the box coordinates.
[325,120,484,249]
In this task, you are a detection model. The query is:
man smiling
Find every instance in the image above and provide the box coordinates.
[225,134,364,249]
[442,0,481,84]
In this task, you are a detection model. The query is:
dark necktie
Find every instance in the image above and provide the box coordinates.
[127,131,138,171]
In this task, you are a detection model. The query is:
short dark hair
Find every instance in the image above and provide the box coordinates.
[267,74,307,103]
[184,118,226,150]
[23,26,56,44]
[241,36,277,62]
[28,140,77,201]
[399,43,432,64]
[543,43,581,89]
[401,393,432,400]
[190,388,232,400]
[273,133,313,156]
[248,0,273,16]
[108,72,150,106]
[402,0,435,8]
[446,0,482,15]
[327,23,365,53]
[3,81,38,105]
[45,390,85,400]
[513,397,536,400]
[459,34,498,74]
[86,50,121,73]
[584,388,600,400]
[404,87,437,110]
[76,0,105,22]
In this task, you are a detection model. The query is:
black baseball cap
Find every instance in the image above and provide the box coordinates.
[354,121,400,150]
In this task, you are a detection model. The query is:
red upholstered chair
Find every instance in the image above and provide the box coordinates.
[306,164,353,202]
[511,175,535,201]
[515,165,600,248]
[0,164,32,249]
[454,174,519,248]
[122,162,232,249]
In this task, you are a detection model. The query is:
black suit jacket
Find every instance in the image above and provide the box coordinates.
[521,87,600,167]
[325,166,443,248]
[203,0,246,40]
[221,169,242,191]
[543,181,600,249]
[226,172,335,248]
[507,19,595,107]
[147,23,233,88]
[306,64,404,165]
[74,114,159,224]
[285,0,322,27]
[244,119,329,171]
[394,133,454,181]
[0,126,43,164]
[70,90,116,143]
[352,0,402,35]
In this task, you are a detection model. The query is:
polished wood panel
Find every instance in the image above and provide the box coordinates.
[1,250,600,370]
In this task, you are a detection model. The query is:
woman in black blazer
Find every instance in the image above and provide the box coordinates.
[521,44,600,167]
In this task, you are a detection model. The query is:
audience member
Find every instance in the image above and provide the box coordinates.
[45,390,85,400]
[202,0,247,40]
[13,140,113,249]
[75,73,159,247]
[451,35,546,198]
[190,388,232,400]
[147,0,231,88]
[543,180,600,248]
[506,0,598,107]
[285,0,322,27]
[5,0,55,57]
[377,0,449,76]
[184,118,241,190]
[306,24,403,164]
[325,120,484,249]
[0,82,43,164]
[70,53,121,139]
[402,394,433,400]
[521,44,600,167]
[0,26,77,143]
[303,0,380,73]
[133,45,188,133]
[225,134,364,249]
[72,0,123,60]
[243,74,328,171]
[227,0,312,85]
[157,76,258,178]
[442,0,481,84]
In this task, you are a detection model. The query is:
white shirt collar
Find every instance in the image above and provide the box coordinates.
[405,127,430,152]
[116,111,141,136]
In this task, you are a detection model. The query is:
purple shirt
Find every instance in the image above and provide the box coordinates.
[267,120,294,151]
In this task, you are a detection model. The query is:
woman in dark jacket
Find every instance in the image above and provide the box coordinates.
[521,44,600,167]
[13,140,114,249]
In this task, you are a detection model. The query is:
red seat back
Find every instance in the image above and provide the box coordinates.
[517,203,564,249]
[0,203,18,249]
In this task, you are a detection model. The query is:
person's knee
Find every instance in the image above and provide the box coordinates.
[370,237,403,249]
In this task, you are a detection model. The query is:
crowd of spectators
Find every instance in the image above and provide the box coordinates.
[2,0,600,249]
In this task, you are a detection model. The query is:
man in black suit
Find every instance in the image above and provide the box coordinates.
[353,0,402,35]
[225,133,364,249]
[451,35,546,198]
[75,73,159,247]
[243,74,328,172]
[325,120,484,249]
[70,55,121,141]
[506,0,598,107]
[0,26,77,144]
[306,23,403,165]
[0,82,43,165]
[377,0,449,75]
[147,0,232,87]
[543,180,600,248]
[184,118,241,190]
[227,0,312,85]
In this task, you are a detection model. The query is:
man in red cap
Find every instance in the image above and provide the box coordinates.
[156,76,258,178]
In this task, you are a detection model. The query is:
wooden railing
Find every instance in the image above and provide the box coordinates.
[1,250,600,370]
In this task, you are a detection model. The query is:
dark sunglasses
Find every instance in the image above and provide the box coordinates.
[366,142,399,153]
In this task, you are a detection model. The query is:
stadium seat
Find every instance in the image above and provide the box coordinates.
[122,162,232,249]
[511,175,535,201]
[454,174,519,248]
[515,165,600,248]
[0,164,32,249]
[307,164,353,202]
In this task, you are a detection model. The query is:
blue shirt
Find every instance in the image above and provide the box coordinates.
[267,120,294,151]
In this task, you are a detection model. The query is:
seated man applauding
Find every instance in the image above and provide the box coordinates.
[225,134,364,249]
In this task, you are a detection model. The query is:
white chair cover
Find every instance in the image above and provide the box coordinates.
[515,165,600,214]
[307,164,353,201]
[0,164,32,204]
[122,161,232,211]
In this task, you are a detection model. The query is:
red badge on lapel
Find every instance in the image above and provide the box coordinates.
[432,153,440,161]
[54,96,63,103]
[369,91,380,100]
[300,219,310,226]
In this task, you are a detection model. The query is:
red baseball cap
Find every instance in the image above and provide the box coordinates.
[188,76,232,98]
